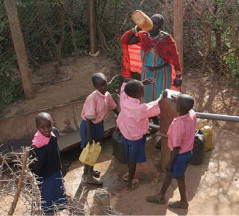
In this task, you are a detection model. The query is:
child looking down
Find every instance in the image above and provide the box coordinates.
[146,93,196,209]
[117,79,167,192]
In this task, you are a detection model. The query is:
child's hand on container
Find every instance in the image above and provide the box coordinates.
[157,90,168,104]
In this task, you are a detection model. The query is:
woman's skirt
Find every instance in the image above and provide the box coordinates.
[142,64,172,103]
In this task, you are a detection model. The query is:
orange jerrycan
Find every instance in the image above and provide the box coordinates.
[132,10,153,31]
[201,125,213,151]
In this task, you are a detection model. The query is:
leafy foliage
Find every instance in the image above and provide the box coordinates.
[0,2,24,110]
[0,0,238,111]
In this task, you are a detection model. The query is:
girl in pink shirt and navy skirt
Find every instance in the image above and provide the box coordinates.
[29,112,67,215]
[117,80,167,192]
[80,73,117,185]
[146,94,196,209]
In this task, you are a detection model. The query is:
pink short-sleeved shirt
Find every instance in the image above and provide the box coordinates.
[167,109,196,154]
[81,90,117,124]
[116,83,160,140]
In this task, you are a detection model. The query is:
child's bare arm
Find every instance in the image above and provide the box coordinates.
[124,78,155,85]
[128,26,140,44]
[113,108,119,116]
[141,78,155,85]
[166,147,180,172]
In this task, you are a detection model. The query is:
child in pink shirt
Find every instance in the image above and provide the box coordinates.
[80,73,117,185]
[146,93,196,209]
[117,80,167,192]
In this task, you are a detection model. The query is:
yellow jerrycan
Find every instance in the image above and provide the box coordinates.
[196,119,207,130]
[79,141,101,166]
[200,125,213,151]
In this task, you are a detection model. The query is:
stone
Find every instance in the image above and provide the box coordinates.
[91,188,110,215]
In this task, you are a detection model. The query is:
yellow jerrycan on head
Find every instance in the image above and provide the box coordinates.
[79,141,101,166]
[200,125,213,152]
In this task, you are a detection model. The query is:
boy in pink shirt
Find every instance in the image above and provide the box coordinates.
[146,94,196,209]
[80,73,117,185]
[117,80,167,192]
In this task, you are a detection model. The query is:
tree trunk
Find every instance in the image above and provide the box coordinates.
[4,0,34,99]
[202,24,211,71]
[173,0,184,67]
[88,0,97,54]
[69,20,79,57]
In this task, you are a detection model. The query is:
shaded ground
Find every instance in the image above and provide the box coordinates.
[183,70,239,134]
[61,63,239,215]
[62,127,239,215]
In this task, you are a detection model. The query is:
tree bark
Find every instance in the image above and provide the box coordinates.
[69,20,79,57]
[4,0,34,99]
[173,0,184,67]
[88,0,97,54]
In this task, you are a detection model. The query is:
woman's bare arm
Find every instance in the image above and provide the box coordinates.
[128,27,140,44]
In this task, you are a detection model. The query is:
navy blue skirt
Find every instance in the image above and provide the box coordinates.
[121,134,146,163]
[80,120,104,149]
[171,151,192,178]
[39,170,67,214]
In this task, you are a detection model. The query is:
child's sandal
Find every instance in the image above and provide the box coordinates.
[93,170,100,178]
[122,172,139,185]
[122,172,129,181]
[123,179,139,193]
[84,176,103,186]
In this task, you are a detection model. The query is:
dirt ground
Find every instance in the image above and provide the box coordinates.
[63,127,239,215]
[1,56,119,118]
[1,55,239,215]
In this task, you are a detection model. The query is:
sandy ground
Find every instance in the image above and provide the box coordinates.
[61,64,239,215]
[62,126,239,215]
[1,56,239,215]
[183,70,239,134]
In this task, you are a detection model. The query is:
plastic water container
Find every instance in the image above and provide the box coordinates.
[132,10,153,31]
[190,130,205,165]
[196,119,207,130]
[201,125,213,151]
[112,130,127,164]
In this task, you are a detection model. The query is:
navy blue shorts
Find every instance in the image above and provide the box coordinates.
[39,170,67,214]
[171,151,192,178]
[80,120,104,149]
[121,134,146,163]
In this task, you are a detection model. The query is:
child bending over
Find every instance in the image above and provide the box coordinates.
[29,112,67,215]
[146,93,196,209]
[117,79,167,192]
[80,73,117,185]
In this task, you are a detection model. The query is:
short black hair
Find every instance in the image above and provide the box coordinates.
[36,112,53,126]
[92,73,107,86]
[177,94,194,113]
[125,80,144,98]
[151,14,164,28]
